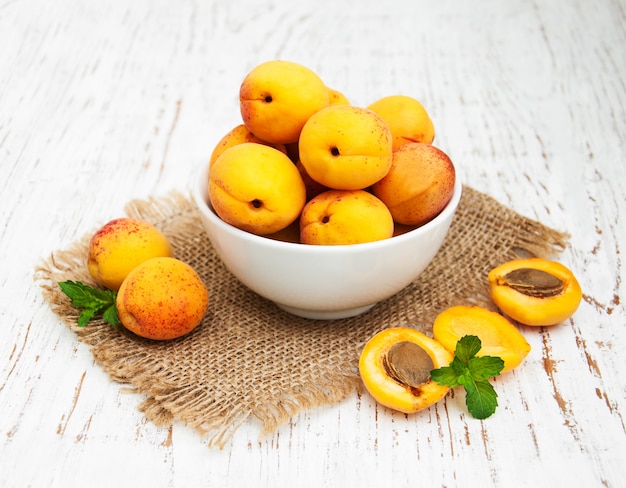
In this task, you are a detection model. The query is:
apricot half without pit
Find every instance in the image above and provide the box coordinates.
[432,305,531,373]
[359,327,453,414]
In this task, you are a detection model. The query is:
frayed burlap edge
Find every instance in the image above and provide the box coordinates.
[34,187,569,448]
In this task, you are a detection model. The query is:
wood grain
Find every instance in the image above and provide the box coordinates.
[1,0,624,486]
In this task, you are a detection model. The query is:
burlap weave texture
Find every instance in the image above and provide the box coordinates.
[36,186,567,448]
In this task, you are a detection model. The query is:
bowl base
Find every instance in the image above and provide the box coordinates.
[275,302,376,320]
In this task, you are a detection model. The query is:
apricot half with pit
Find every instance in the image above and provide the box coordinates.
[488,258,582,326]
[359,327,453,414]
[432,305,531,373]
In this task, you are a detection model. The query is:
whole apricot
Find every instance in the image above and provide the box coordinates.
[209,124,287,169]
[296,159,329,201]
[239,60,329,144]
[87,218,173,291]
[359,327,453,414]
[116,257,209,340]
[299,190,394,245]
[327,86,350,105]
[367,94,435,150]
[488,258,582,326]
[209,142,306,235]
[298,105,393,190]
[432,305,531,373]
[372,142,456,226]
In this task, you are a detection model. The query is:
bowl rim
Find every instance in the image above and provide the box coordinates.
[192,161,463,254]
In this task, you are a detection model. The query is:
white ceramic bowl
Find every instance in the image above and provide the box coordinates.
[192,163,462,320]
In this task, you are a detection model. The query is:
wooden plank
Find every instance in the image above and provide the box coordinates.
[1,0,624,486]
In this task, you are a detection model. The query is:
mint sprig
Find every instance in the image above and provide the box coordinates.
[58,280,120,327]
[430,335,504,419]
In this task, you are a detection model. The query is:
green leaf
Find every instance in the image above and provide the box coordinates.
[430,334,504,420]
[430,365,461,388]
[102,304,121,326]
[464,378,499,420]
[58,280,119,327]
[77,308,96,328]
[468,356,505,381]
[455,335,481,364]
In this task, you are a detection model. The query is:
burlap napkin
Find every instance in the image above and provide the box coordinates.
[35,186,567,448]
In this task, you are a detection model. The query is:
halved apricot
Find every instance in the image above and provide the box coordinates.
[432,305,531,373]
[359,327,453,414]
[488,258,582,326]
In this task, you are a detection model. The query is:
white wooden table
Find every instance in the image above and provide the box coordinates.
[2,0,625,486]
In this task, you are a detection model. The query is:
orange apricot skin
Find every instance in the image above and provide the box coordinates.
[432,305,530,373]
[359,327,453,414]
[488,258,582,326]
[116,257,209,341]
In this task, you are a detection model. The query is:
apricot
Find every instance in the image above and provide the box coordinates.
[296,159,329,201]
[372,142,456,226]
[299,190,394,245]
[209,142,307,235]
[87,218,173,291]
[359,327,453,414]
[432,305,531,373]
[116,257,209,341]
[298,105,393,190]
[488,258,582,326]
[208,124,287,169]
[327,86,350,105]
[367,94,435,150]
[239,60,329,144]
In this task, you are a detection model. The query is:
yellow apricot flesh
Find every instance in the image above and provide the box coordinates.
[432,305,531,373]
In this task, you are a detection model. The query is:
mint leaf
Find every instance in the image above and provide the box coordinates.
[464,378,499,419]
[102,303,121,327]
[431,335,504,419]
[468,355,505,381]
[430,364,461,388]
[58,280,119,327]
[455,334,481,363]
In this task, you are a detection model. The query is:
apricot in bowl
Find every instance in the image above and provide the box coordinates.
[193,163,463,320]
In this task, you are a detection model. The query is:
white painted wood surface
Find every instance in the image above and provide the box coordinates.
[1,0,624,486]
